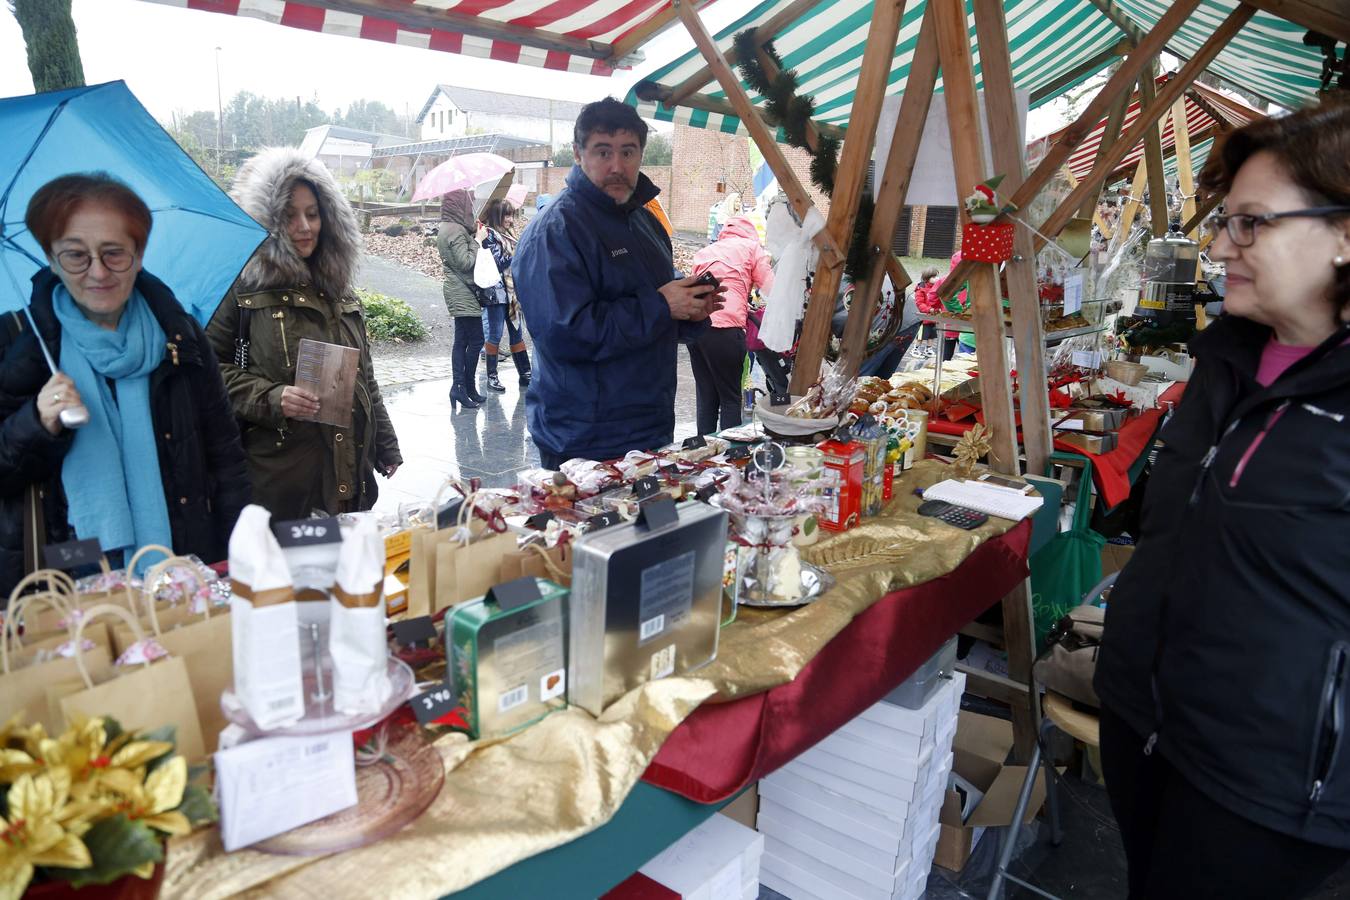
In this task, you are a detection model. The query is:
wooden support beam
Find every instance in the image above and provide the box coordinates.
[665,0,830,106]
[298,0,614,60]
[1032,4,1255,251]
[1241,0,1350,42]
[1078,83,1131,219]
[790,0,908,393]
[1183,192,1223,235]
[936,0,1204,302]
[838,6,939,379]
[674,0,844,270]
[1029,40,1131,105]
[1137,68,1171,236]
[932,0,1018,476]
[974,0,1052,479]
[1171,95,1199,233]
[1117,158,1149,239]
[633,82,849,142]
[756,47,823,153]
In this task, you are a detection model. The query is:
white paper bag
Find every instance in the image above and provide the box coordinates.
[474,246,502,288]
[329,518,391,715]
[229,505,305,730]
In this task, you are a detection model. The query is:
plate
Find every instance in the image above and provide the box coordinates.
[222,657,416,737]
[738,560,836,608]
[253,726,445,856]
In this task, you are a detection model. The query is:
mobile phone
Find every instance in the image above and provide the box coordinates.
[695,271,719,289]
[976,472,1034,494]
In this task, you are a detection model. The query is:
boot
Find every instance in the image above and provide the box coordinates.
[449,382,480,409]
[484,343,505,393]
[512,345,532,388]
[464,355,487,403]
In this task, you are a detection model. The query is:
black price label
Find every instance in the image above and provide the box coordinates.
[770,391,792,406]
[409,682,462,726]
[487,576,542,612]
[525,511,555,530]
[658,462,680,475]
[272,517,341,548]
[633,475,661,499]
[391,616,438,648]
[586,511,622,532]
[681,435,707,450]
[42,538,102,571]
[694,484,718,503]
[637,496,679,531]
[724,445,752,461]
[436,499,465,530]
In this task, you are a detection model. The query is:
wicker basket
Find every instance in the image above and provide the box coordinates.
[1106,360,1149,386]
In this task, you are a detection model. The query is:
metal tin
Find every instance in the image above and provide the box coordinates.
[447,578,569,739]
[569,502,728,716]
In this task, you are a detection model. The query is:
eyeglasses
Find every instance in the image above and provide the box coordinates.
[55,247,135,275]
[1204,206,1350,248]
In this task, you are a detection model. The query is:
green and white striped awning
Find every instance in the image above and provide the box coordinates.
[628,0,1327,137]
[627,0,1125,134]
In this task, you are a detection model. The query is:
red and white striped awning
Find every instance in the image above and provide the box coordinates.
[1036,74,1266,184]
[138,0,690,75]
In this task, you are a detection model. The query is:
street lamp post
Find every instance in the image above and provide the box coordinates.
[214,46,224,176]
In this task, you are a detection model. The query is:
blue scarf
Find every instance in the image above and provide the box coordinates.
[53,284,172,567]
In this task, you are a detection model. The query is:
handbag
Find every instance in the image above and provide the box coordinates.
[1033,604,1105,708]
[1030,454,1106,649]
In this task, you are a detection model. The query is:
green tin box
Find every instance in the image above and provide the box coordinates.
[447,578,569,739]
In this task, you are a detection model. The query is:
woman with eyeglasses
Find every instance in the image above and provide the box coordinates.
[0,174,251,595]
[1094,99,1350,899]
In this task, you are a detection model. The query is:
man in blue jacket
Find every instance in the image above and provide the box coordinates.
[514,98,722,467]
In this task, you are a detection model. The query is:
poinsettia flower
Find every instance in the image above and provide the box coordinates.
[0,771,92,900]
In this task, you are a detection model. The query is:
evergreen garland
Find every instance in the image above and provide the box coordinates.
[734,29,876,282]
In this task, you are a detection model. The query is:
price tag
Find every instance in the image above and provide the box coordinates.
[658,462,680,475]
[525,511,555,530]
[42,538,102,571]
[391,616,437,648]
[637,496,679,531]
[436,499,465,530]
[586,511,622,532]
[633,475,661,500]
[681,435,707,450]
[272,517,341,548]
[1063,272,1085,316]
[1072,349,1103,369]
[487,576,542,612]
[770,390,791,407]
[409,682,464,726]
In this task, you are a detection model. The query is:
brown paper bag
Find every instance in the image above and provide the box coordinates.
[57,603,206,763]
[452,531,518,606]
[514,542,574,588]
[0,594,112,732]
[405,525,435,619]
[9,569,80,642]
[25,544,172,636]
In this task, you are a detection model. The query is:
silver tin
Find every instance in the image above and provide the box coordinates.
[569,502,728,715]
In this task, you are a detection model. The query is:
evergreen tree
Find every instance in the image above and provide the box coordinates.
[8,0,86,93]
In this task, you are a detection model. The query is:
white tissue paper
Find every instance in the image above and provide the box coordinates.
[229,505,305,730]
[329,517,392,715]
[760,207,825,353]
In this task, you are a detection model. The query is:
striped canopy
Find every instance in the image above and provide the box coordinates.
[626,0,1326,136]
[1041,75,1264,184]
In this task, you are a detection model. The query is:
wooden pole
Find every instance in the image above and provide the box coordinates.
[973,0,1052,479]
[1137,68,1171,236]
[789,0,909,394]
[932,0,1018,475]
[1077,84,1132,219]
[838,6,939,377]
[936,0,1205,302]
[634,83,849,142]
[1117,158,1149,239]
[674,0,844,268]
[1171,95,1199,233]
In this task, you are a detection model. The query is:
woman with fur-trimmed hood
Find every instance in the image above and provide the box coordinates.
[207,148,401,520]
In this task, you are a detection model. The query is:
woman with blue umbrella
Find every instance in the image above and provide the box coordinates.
[0,173,251,594]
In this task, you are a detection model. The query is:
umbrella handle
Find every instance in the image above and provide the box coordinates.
[60,406,90,429]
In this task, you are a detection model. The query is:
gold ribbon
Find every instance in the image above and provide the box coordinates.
[333,584,382,609]
[230,579,295,608]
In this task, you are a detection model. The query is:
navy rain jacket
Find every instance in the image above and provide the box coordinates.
[514,165,706,460]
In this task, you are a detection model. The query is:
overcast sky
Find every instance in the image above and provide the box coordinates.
[0,0,1071,137]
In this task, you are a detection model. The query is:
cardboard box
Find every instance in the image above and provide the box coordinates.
[759,770,910,849]
[1054,431,1119,454]
[759,864,832,900]
[762,837,898,900]
[638,813,763,900]
[757,812,911,893]
[1101,542,1135,578]
[781,757,913,819]
[1052,408,1124,434]
[932,712,1052,873]
[1097,376,1175,410]
[719,782,758,830]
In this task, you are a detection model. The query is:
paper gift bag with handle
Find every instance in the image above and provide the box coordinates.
[0,594,112,732]
[442,530,518,611]
[110,557,234,752]
[501,541,573,588]
[56,603,206,763]
[9,569,81,642]
[25,544,173,636]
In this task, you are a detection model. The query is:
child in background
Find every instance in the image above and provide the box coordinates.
[912,267,943,359]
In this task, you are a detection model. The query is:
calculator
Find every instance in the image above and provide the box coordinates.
[917,499,989,530]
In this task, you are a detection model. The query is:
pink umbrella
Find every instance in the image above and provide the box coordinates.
[506,183,529,208]
[412,152,513,202]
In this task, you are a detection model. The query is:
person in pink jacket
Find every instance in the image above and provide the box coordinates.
[689,215,774,435]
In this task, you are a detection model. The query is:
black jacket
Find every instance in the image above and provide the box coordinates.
[1095,314,1350,847]
[0,269,251,595]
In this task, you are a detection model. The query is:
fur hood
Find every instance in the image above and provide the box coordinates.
[230,147,362,299]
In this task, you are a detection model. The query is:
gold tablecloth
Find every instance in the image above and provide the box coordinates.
[163,461,1020,899]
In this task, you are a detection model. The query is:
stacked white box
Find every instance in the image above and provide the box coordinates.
[757,672,964,900]
[639,812,764,900]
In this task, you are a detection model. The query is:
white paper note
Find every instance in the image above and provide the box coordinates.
[216,733,357,851]
[1063,273,1085,315]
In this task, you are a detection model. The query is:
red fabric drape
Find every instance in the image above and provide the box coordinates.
[641,521,1032,803]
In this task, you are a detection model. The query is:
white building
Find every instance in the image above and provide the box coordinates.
[297,124,409,176]
[415,85,586,147]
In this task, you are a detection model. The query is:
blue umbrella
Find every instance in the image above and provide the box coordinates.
[0,80,265,326]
